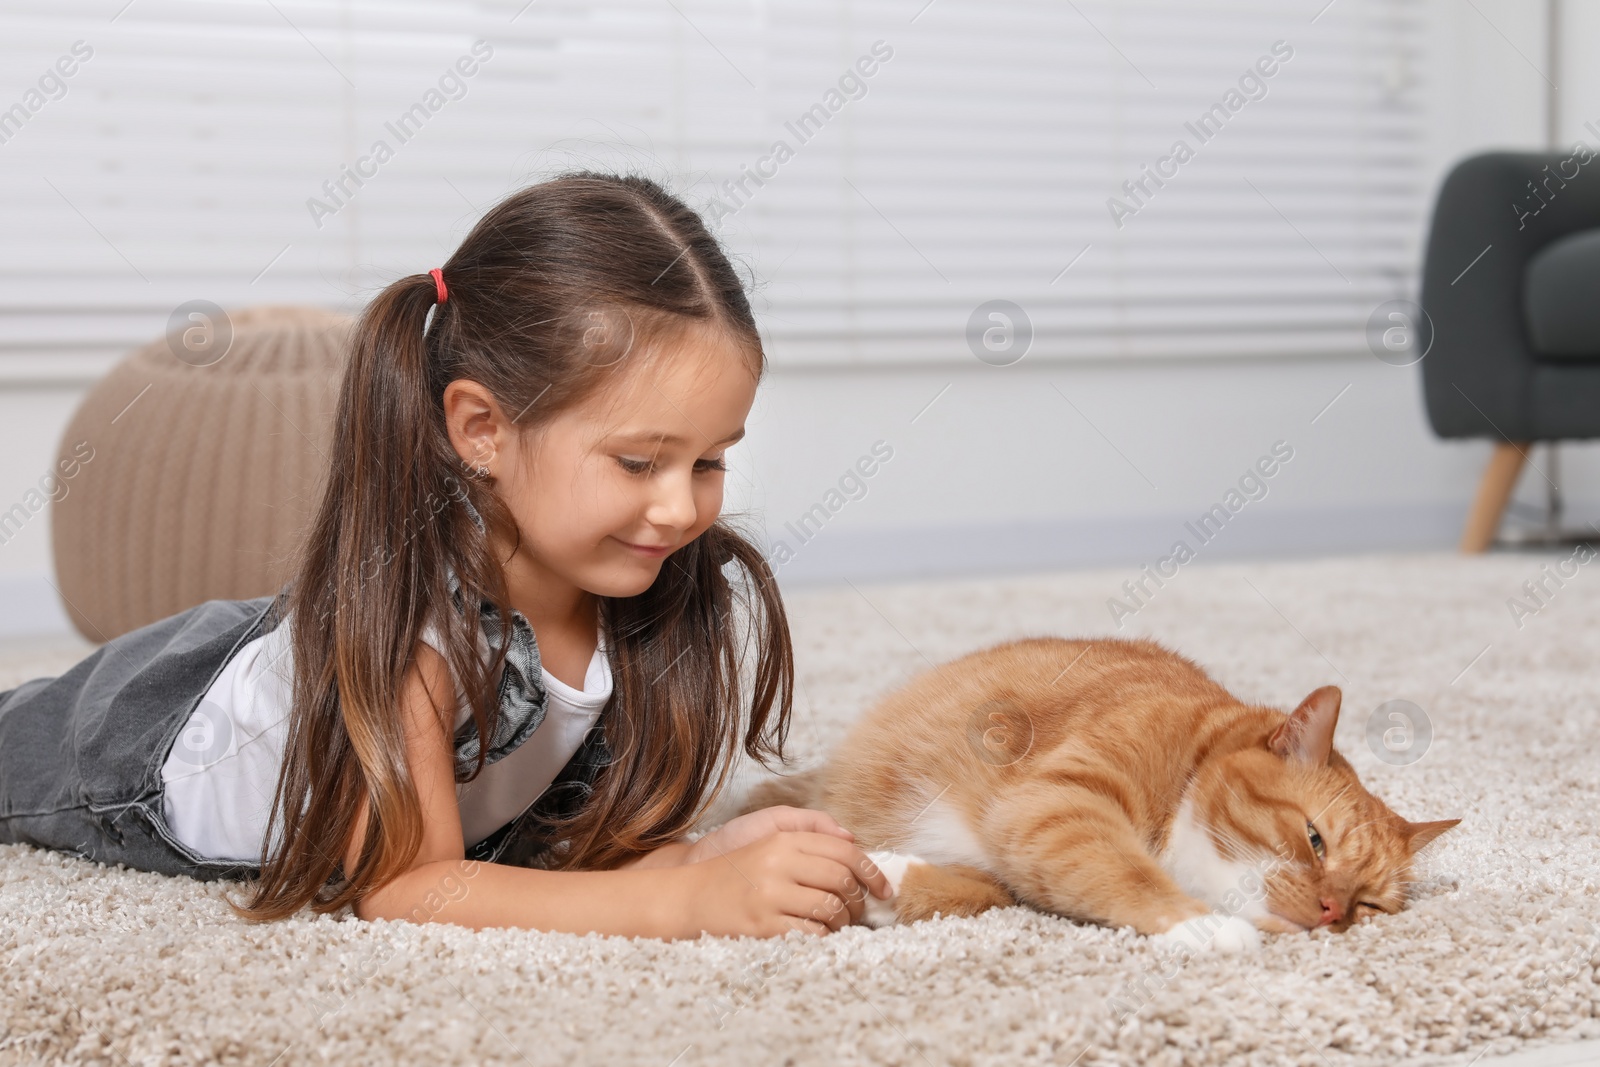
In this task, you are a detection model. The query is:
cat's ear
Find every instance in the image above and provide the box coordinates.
[1403,818,1460,852]
[1267,685,1342,765]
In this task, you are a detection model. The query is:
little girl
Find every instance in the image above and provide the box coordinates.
[0,172,888,938]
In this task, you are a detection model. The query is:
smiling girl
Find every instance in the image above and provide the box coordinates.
[0,172,888,938]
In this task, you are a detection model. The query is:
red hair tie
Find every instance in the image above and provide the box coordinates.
[429,268,448,304]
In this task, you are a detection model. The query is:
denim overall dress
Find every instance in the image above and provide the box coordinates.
[0,574,612,883]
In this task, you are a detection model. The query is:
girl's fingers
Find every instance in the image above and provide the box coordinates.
[785,916,830,937]
[792,832,893,900]
[784,887,852,932]
[765,806,854,840]
[787,854,871,926]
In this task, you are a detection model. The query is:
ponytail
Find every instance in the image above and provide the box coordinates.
[231,272,512,920]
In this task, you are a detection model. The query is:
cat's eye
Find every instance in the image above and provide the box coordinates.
[1356,901,1385,913]
[1305,820,1326,861]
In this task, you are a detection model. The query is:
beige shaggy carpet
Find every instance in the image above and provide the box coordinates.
[1,550,1598,1066]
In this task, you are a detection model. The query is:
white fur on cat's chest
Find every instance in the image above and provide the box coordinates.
[1158,793,1275,928]
[865,787,1268,951]
[902,796,989,868]
[895,787,1262,914]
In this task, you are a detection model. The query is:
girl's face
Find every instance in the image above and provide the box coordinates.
[448,321,759,604]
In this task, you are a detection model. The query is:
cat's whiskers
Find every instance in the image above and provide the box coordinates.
[1209,784,1282,863]
[1204,822,1255,863]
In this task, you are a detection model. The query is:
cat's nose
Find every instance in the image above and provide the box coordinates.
[1317,897,1344,926]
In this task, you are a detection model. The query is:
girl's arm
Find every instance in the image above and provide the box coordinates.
[615,840,697,870]
[616,807,863,871]
[696,806,863,854]
[341,642,889,937]
[342,642,698,935]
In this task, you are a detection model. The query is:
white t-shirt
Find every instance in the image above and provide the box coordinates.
[159,612,611,863]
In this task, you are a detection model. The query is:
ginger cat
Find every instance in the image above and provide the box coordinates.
[747,637,1459,953]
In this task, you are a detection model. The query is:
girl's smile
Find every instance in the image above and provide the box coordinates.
[613,538,676,558]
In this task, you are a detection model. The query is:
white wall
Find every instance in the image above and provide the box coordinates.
[0,0,1584,636]
[738,352,1491,586]
[731,0,1590,589]
[0,384,85,634]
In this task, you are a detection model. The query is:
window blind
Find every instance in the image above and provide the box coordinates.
[0,0,1427,382]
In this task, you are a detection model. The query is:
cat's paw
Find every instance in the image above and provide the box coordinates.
[1152,914,1262,955]
[860,849,927,928]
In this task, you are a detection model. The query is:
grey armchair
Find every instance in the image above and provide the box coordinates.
[1419,149,1600,551]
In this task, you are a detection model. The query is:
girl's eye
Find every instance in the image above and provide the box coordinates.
[1306,820,1326,861]
[615,455,727,475]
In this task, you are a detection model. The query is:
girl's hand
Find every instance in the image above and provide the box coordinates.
[676,830,893,938]
[687,805,855,864]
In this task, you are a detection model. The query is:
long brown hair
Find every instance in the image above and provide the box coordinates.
[229,172,794,922]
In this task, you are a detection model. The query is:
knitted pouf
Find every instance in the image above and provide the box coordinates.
[50,305,353,643]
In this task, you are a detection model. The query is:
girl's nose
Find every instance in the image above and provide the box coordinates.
[646,479,697,530]
[1318,897,1344,926]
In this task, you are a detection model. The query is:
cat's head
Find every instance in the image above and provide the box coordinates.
[1185,686,1459,934]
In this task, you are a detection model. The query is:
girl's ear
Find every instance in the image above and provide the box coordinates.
[1267,685,1341,765]
[442,379,511,475]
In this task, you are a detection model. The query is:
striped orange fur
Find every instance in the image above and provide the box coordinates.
[760,637,1458,940]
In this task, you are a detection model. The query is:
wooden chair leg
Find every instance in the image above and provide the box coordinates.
[1460,440,1530,553]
